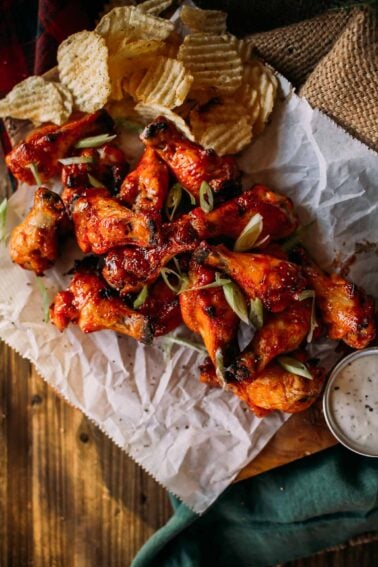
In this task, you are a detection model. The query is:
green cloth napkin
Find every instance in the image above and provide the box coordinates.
[132,446,378,566]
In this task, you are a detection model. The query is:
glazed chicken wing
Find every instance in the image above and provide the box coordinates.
[188,184,299,243]
[293,247,376,349]
[195,242,307,312]
[50,271,153,343]
[118,147,169,215]
[228,299,312,382]
[6,110,113,184]
[102,221,198,294]
[72,188,159,254]
[200,352,325,416]
[179,263,239,369]
[9,187,69,275]
[141,117,241,202]
[138,278,182,337]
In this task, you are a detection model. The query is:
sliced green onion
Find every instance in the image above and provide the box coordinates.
[27,163,42,185]
[180,272,231,294]
[199,181,214,213]
[281,221,315,252]
[254,234,270,248]
[88,173,105,188]
[277,356,313,380]
[165,183,196,221]
[58,156,94,166]
[160,267,189,294]
[234,213,263,251]
[223,281,249,324]
[249,298,264,329]
[215,348,227,388]
[162,336,206,354]
[172,256,183,276]
[74,133,117,149]
[133,285,149,309]
[165,183,182,221]
[114,118,144,133]
[36,277,51,323]
[0,198,8,243]
[295,289,318,342]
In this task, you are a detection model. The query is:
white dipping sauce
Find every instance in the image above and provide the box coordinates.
[324,349,378,456]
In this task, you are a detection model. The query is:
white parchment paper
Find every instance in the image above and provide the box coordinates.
[1,73,377,514]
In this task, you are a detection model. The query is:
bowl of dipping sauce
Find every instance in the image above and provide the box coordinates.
[323,347,378,457]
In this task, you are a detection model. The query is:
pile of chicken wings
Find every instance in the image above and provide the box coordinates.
[6,111,376,417]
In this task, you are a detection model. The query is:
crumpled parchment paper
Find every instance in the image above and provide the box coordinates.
[0,72,377,514]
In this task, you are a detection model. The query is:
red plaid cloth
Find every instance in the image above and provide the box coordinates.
[0,0,104,96]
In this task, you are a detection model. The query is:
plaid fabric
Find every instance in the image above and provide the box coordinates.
[0,0,104,96]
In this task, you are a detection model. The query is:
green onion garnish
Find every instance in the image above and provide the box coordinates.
[199,181,214,213]
[165,183,195,221]
[295,289,318,342]
[281,221,315,252]
[234,213,264,251]
[27,163,42,185]
[162,336,206,354]
[277,356,313,380]
[114,118,144,133]
[75,133,117,149]
[36,277,51,323]
[0,198,8,243]
[223,281,249,324]
[160,267,189,294]
[87,173,105,188]
[249,298,264,329]
[58,156,94,166]
[180,271,231,294]
[133,285,149,309]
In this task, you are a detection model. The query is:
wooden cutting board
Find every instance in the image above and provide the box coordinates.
[1,113,338,484]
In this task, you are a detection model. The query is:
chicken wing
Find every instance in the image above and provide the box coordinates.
[118,146,169,215]
[9,187,69,275]
[141,117,241,202]
[188,184,299,243]
[200,352,325,416]
[72,188,159,254]
[6,110,114,184]
[138,278,182,336]
[102,221,198,294]
[195,242,307,312]
[179,263,239,368]
[293,247,376,349]
[228,299,312,382]
[50,271,153,343]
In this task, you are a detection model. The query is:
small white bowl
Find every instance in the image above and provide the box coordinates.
[323,347,378,458]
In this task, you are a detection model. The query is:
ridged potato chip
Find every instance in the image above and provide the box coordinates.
[137,0,172,16]
[96,6,174,50]
[242,60,278,135]
[180,5,227,34]
[134,103,194,139]
[134,56,193,108]
[58,31,111,113]
[178,33,243,93]
[228,35,254,63]
[0,76,73,125]
[193,117,252,156]
[190,96,248,125]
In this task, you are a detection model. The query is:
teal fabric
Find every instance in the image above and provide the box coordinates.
[132,446,378,566]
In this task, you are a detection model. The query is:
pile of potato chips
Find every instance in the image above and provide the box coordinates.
[0,1,278,156]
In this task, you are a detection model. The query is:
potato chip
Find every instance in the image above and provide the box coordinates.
[180,5,227,34]
[193,117,252,156]
[134,56,193,108]
[190,96,248,125]
[228,35,254,63]
[137,0,172,16]
[96,6,174,50]
[134,103,194,139]
[58,31,111,113]
[242,60,278,135]
[0,76,73,125]
[178,33,243,93]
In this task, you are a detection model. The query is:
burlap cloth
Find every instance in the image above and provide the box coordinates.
[199,1,377,151]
